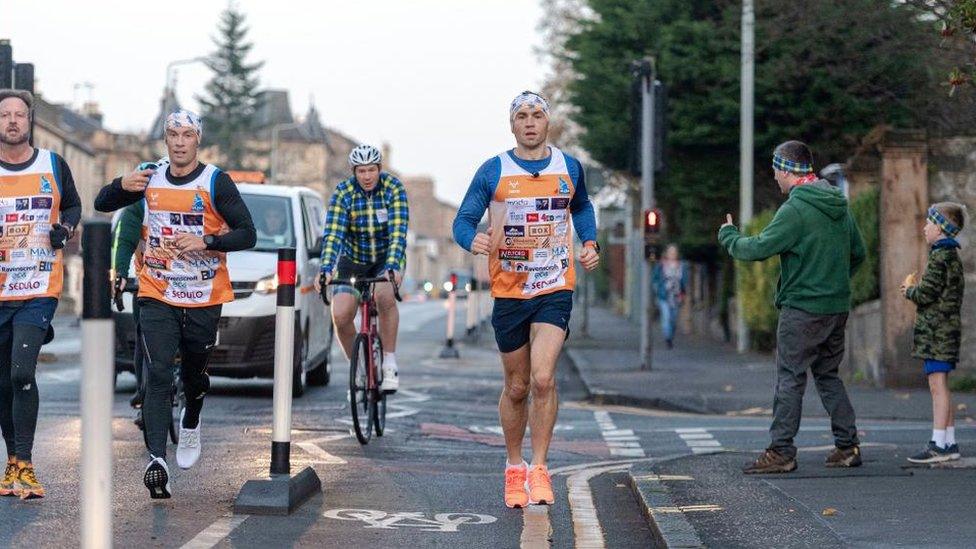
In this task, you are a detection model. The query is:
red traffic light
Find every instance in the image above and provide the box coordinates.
[644,208,662,233]
[450,273,458,287]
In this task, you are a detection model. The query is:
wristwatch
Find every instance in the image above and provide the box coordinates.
[203,234,216,249]
[585,240,601,253]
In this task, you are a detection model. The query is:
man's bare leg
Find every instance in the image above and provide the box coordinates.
[499,344,531,465]
[374,282,399,354]
[330,293,358,359]
[527,323,565,466]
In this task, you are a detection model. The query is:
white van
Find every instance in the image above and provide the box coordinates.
[113,183,334,396]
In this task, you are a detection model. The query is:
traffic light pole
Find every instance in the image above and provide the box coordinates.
[737,0,755,353]
[638,58,655,371]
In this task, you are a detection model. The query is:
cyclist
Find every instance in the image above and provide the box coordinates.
[313,145,408,393]
[95,110,256,499]
[0,89,82,499]
[452,91,600,508]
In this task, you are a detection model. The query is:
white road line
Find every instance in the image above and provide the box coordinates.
[520,505,552,548]
[180,515,248,549]
[566,463,632,549]
[593,411,645,457]
[675,428,724,454]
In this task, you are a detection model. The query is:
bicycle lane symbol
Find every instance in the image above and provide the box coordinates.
[323,508,497,532]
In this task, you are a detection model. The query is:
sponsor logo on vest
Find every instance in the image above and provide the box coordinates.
[10,250,25,260]
[534,249,550,260]
[161,227,174,236]
[30,197,52,209]
[558,177,570,195]
[148,192,159,206]
[185,257,220,268]
[15,198,28,210]
[504,225,525,237]
[40,177,53,194]
[525,272,563,292]
[507,198,533,209]
[540,213,563,222]
[5,214,18,223]
[170,213,183,225]
[505,237,542,247]
[517,263,558,274]
[526,213,539,223]
[191,194,205,213]
[554,223,569,236]
[508,181,521,195]
[0,226,4,236]
[1,265,34,273]
[0,251,5,261]
[552,246,569,258]
[528,225,551,237]
[145,257,168,270]
[3,281,41,292]
[8,270,30,281]
[29,248,53,259]
[18,214,33,222]
[169,289,206,300]
[551,197,570,209]
[6,224,30,237]
[201,269,216,281]
[561,258,569,269]
[499,249,530,261]
[182,214,204,226]
[33,212,50,222]
[508,212,526,223]
[38,261,54,272]
[149,236,161,248]
[535,198,550,210]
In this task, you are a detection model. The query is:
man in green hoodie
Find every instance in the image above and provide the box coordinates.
[719,140,866,474]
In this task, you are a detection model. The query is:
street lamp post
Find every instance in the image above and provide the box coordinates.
[271,122,303,185]
[738,0,755,353]
[633,57,656,370]
[158,56,218,137]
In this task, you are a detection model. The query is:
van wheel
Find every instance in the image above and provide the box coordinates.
[308,322,332,387]
[292,321,307,398]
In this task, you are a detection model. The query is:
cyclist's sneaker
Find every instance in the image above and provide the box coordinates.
[144,455,171,499]
[16,462,44,500]
[907,441,953,464]
[0,458,19,497]
[946,443,961,460]
[742,449,796,474]
[504,462,529,509]
[825,445,862,468]
[527,464,554,505]
[176,408,201,470]
[130,391,143,409]
[380,363,399,393]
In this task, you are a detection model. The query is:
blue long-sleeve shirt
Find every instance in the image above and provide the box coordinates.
[452,149,597,250]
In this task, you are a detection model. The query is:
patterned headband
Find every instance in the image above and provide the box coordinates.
[510,91,550,119]
[928,206,961,237]
[165,109,203,138]
[772,154,812,174]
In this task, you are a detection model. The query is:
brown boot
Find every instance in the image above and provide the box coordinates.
[825,445,862,468]
[742,449,797,474]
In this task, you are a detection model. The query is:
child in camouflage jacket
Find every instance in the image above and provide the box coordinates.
[902,202,966,464]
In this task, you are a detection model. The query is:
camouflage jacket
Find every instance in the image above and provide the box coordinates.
[907,241,965,363]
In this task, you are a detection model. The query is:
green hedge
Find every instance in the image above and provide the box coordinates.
[736,187,880,350]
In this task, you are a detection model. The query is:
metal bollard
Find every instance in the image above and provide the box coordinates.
[80,220,113,549]
[465,284,478,337]
[439,274,460,359]
[235,248,321,515]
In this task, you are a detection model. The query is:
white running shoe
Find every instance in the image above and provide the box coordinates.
[380,362,399,393]
[144,455,171,499]
[176,408,202,470]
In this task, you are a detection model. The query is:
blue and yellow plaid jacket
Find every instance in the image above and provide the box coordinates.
[320,172,409,274]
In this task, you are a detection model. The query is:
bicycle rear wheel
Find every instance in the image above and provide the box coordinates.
[349,334,373,444]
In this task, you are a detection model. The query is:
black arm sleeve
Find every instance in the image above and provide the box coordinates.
[209,172,256,252]
[55,156,82,229]
[94,177,144,212]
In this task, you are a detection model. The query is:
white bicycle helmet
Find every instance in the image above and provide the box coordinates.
[348,144,382,168]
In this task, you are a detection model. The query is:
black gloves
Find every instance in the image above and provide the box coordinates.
[49,223,72,250]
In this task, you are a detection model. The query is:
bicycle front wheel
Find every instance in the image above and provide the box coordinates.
[349,334,373,444]
[373,336,386,437]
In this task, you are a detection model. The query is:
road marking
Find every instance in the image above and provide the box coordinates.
[323,508,496,532]
[675,428,723,454]
[296,434,348,464]
[566,463,632,549]
[335,387,429,426]
[593,411,644,457]
[520,505,552,548]
[651,504,723,514]
[180,515,248,549]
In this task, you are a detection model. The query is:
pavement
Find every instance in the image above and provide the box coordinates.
[567,302,976,548]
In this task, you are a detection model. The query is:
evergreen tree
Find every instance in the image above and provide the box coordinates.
[197,2,264,169]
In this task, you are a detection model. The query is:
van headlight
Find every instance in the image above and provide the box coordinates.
[255,274,279,294]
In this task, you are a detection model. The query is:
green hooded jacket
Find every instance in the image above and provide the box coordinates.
[718,180,866,315]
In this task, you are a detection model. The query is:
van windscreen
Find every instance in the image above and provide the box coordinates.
[242,194,296,252]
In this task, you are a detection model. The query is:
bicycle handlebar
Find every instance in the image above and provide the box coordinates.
[321,271,402,306]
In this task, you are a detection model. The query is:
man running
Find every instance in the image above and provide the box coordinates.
[95,110,255,499]
[0,89,82,499]
[452,91,600,508]
[313,145,408,393]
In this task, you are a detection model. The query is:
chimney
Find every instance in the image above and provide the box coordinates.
[82,101,103,126]
[382,141,392,169]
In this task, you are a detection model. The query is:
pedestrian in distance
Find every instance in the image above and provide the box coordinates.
[652,243,688,349]
[0,89,82,500]
[718,140,865,474]
[902,202,967,464]
[453,90,600,508]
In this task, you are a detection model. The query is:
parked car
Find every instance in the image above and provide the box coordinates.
[112,183,334,396]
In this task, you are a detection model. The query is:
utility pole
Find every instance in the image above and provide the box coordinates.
[737,0,755,353]
[635,57,656,370]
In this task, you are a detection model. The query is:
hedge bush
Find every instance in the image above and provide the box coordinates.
[849,187,880,307]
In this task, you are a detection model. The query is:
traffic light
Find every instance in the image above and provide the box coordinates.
[644,208,663,260]
[644,208,662,234]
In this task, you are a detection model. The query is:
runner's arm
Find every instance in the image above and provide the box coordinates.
[55,155,82,230]
[452,159,496,252]
[209,172,257,252]
[94,176,144,212]
[320,187,349,274]
[112,202,144,279]
[568,158,597,244]
[385,179,409,272]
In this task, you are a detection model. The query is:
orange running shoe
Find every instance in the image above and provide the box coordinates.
[504,463,529,508]
[0,458,18,496]
[16,462,44,500]
[528,464,554,505]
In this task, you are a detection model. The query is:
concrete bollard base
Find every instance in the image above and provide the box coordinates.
[233,466,321,516]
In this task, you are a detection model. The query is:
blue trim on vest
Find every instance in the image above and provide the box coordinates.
[209,168,219,198]
[49,151,63,194]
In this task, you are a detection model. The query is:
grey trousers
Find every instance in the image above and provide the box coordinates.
[770,307,859,458]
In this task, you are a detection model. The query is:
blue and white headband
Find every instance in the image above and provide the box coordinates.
[510,91,550,119]
[165,109,203,138]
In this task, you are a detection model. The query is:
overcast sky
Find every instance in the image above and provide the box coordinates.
[3,0,547,205]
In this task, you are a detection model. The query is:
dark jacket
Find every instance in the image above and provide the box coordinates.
[718,180,866,315]
[907,240,965,363]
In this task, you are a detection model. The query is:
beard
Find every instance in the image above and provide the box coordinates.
[0,131,29,147]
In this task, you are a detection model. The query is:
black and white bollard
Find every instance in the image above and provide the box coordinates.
[234,248,321,515]
[80,220,113,549]
[439,273,461,358]
[465,280,478,339]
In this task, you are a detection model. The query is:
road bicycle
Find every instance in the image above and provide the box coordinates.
[322,272,402,444]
